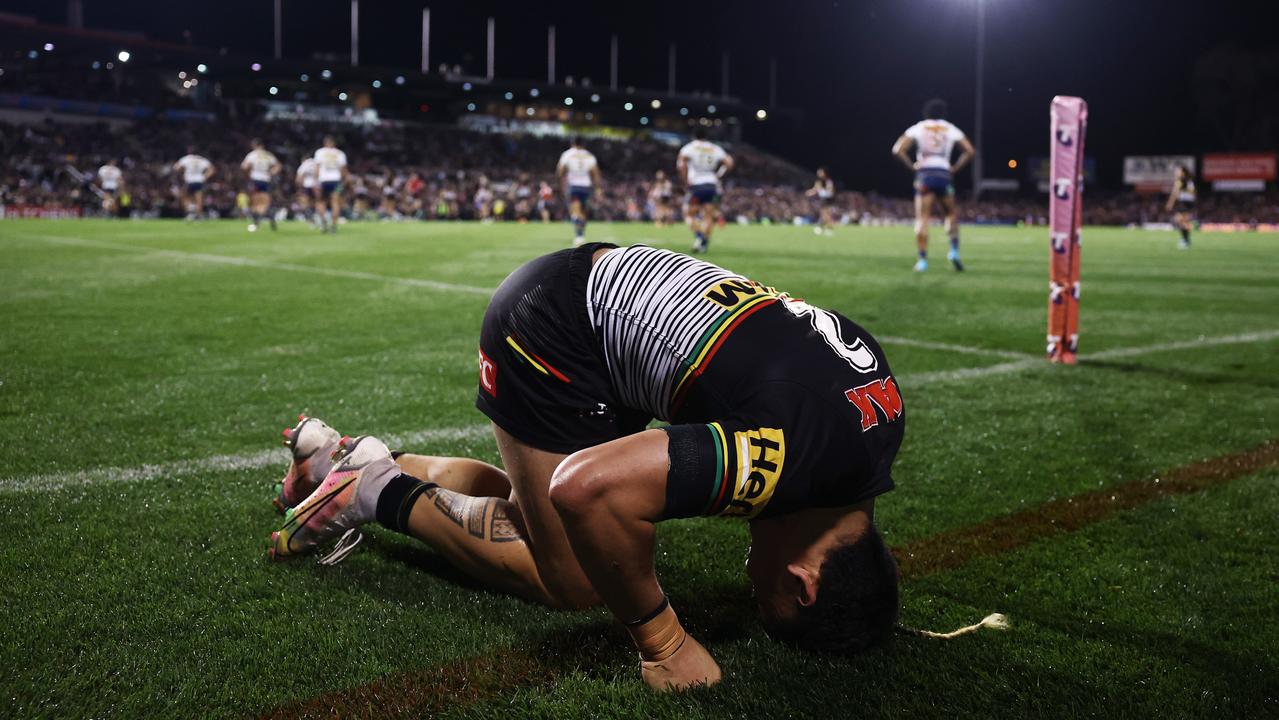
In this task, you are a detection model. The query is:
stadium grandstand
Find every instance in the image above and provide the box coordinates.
[4,10,1277,227]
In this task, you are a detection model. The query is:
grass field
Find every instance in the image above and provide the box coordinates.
[1,218,1277,719]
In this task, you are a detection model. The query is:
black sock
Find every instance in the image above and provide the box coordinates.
[1180,228,1190,242]
[375,473,437,534]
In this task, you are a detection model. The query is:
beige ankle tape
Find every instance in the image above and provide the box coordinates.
[626,604,687,662]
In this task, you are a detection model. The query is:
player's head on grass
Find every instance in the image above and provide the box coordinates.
[923,98,948,120]
[749,508,900,655]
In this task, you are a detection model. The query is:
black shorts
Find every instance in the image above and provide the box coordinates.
[661,302,902,519]
[475,243,649,454]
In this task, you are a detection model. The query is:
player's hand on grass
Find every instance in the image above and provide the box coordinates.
[639,633,722,692]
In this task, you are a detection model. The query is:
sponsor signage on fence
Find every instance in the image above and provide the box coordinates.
[1201,153,1275,191]
[0,205,83,219]
[1123,155,1193,190]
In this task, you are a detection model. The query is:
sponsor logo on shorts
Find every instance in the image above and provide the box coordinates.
[723,427,786,518]
[845,376,903,431]
[478,347,497,397]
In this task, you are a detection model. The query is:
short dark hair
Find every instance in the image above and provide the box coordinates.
[693,128,708,140]
[570,135,583,147]
[923,98,948,120]
[764,527,900,654]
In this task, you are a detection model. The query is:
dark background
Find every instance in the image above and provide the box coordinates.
[3,0,1276,191]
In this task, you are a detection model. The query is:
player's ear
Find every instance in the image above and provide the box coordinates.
[786,563,819,607]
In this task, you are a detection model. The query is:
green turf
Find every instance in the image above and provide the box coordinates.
[0,219,1276,718]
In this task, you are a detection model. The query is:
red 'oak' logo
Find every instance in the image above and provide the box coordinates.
[845,376,903,431]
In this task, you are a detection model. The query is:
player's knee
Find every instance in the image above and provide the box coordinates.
[548,450,614,517]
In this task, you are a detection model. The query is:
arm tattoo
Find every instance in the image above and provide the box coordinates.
[428,487,522,543]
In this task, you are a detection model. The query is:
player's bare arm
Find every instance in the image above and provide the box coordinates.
[549,430,723,691]
[892,135,917,170]
[951,137,976,174]
[718,154,735,178]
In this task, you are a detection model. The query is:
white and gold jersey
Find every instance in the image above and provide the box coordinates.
[97,165,123,190]
[242,149,279,182]
[557,148,598,187]
[313,147,348,183]
[175,154,212,184]
[903,119,966,170]
[678,140,728,186]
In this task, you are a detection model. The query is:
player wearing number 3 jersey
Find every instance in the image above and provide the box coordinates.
[268,243,904,692]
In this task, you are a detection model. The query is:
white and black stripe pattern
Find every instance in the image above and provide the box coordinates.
[586,245,744,420]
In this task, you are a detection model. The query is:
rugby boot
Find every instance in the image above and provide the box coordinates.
[273,415,341,514]
[268,435,401,564]
[947,249,965,272]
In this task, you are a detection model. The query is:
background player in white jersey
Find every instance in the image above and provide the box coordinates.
[804,168,836,236]
[556,137,601,245]
[295,156,319,226]
[172,146,214,220]
[1165,164,1196,249]
[240,139,281,232]
[677,128,734,253]
[313,136,350,233]
[96,160,123,216]
[892,99,975,272]
[648,170,674,228]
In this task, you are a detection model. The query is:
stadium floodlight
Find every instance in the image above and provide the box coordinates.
[43,43,54,52]
[564,97,573,106]
[268,86,279,96]
[590,93,600,103]
[182,80,192,89]
[466,102,476,111]
[300,73,309,82]
[338,92,348,101]
[106,62,114,69]
[525,107,534,116]
[463,82,472,91]
[395,75,405,85]
[372,80,381,88]
[755,108,767,120]
[650,99,661,109]
[91,61,100,69]
[623,102,633,111]
[197,63,208,73]
[585,112,594,120]
[117,50,130,62]
[321,69,332,79]
[707,104,717,114]
[251,63,262,72]
[504,91,514,100]
[178,71,187,79]
[530,88,540,97]
[28,50,38,59]
[640,116,649,125]
[679,107,688,116]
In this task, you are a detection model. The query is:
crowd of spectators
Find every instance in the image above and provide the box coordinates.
[3,115,1278,226]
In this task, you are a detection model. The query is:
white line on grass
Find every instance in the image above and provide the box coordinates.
[0,423,493,494]
[878,335,1037,360]
[26,233,493,296]
[904,328,1279,387]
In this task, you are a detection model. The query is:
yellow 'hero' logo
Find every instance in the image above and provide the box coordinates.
[723,427,785,518]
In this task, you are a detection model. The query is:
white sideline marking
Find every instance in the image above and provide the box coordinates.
[878,335,1036,360]
[8,325,1276,494]
[904,328,1279,388]
[26,234,492,296]
[0,423,493,494]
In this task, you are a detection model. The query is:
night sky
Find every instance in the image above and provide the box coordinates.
[3,0,1275,191]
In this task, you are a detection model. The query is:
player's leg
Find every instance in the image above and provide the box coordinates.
[329,189,342,233]
[194,189,205,218]
[913,193,933,271]
[384,425,599,608]
[939,194,964,271]
[1176,211,1191,249]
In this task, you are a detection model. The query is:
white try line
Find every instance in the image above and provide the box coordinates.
[0,423,494,494]
[903,328,1279,388]
[879,335,1037,361]
[3,328,1276,494]
[25,233,493,296]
